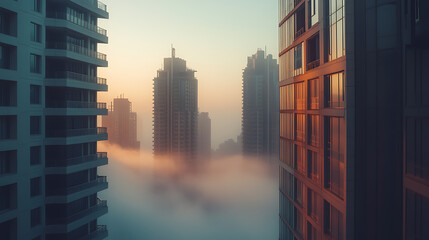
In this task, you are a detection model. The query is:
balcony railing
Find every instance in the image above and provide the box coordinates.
[307,59,320,71]
[46,42,107,61]
[97,127,107,135]
[47,71,107,86]
[47,176,107,197]
[47,100,107,109]
[47,199,107,225]
[48,11,107,36]
[328,100,345,108]
[47,152,107,167]
[47,127,106,138]
[295,27,305,39]
[97,1,107,11]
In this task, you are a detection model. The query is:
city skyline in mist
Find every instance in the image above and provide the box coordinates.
[97,0,278,150]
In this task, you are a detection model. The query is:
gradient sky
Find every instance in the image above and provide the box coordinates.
[98,0,278,150]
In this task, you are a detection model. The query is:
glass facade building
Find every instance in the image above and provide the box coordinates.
[278,0,429,239]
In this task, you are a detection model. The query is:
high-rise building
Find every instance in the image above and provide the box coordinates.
[197,112,211,158]
[0,1,109,239]
[242,50,279,159]
[102,96,140,150]
[278,0,428,239]
[153,48,198,159]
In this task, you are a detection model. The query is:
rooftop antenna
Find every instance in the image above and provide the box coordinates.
[172,44,175,58]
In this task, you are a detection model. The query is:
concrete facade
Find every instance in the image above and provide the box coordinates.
[102,97,140,150]
[0,0,109,239]
[153,48,198,160]
[242,50,279,160]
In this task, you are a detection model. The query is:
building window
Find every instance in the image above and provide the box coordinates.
[0,219,17,240]
[280,84,294,110]
[33,0,41,13]
[279,0,295,21]
[325,72,345,108]
[307,33,320,70]
[308,150,319,183]
[30,207,41,227]
[324,117,345,198]
[309,0,319,28]
[280,140,294,168]
[294,43,303,75]
[0,44,15,70]
[0,8,17,37]
[30,146,41,165]
[30,85,41,104]
[0,150,17,175]
[294,177,303,206]
[328,0,345,61]
[295,5,305,39]
[30,54,41,73]
[308,78,319,109]
[30,22,41,42]
[295,82,305,110]
[308,189,320,223]
[294,144,306,175]
[406,118,429,180]
[280,113,294,140]
[30,116,41,135]
[308,115,320,146]
[30,177,41,197]
[324,201,344,240]
[308,221,319,240]
[295,114,306,142]
[0,116,17,140]
[0,80,17,106]
[405,190,429,239]
[279,15,295,51]
[279,44,303,81]
[0,184,16,211]
[294,207,304,236]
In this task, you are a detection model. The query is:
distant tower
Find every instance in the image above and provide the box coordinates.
[242,49,279,159]
[102,96,140,150]
[198,112,212,158]
[153,49,198,159]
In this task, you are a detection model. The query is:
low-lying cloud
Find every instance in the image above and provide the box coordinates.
[98,143,278,240]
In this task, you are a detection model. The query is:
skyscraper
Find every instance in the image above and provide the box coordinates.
[242,50,279,159]
[153,48,198,159]
[102,96,140,150]
[197,112,211,158]
[0,1,109,239]
[278,0,428,239]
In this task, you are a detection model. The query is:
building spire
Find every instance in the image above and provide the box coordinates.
[172,44,175,58]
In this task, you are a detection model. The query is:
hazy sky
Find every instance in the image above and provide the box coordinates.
[98,0,278,150]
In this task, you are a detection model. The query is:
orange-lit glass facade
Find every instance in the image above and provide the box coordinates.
[280,0,429,239]
[279,0,346,239]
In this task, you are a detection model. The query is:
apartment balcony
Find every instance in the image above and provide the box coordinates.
[45,71,108,91]
[46,101,107,116]
[45,199,108,233]
[46,11,107,43]
[76,225,108,240]
[306,59,320,71]
[46,176,108,204]
[46,152,108,174]
[57,0,109,19]
[46,127,108,145]
[46,42,107,67]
